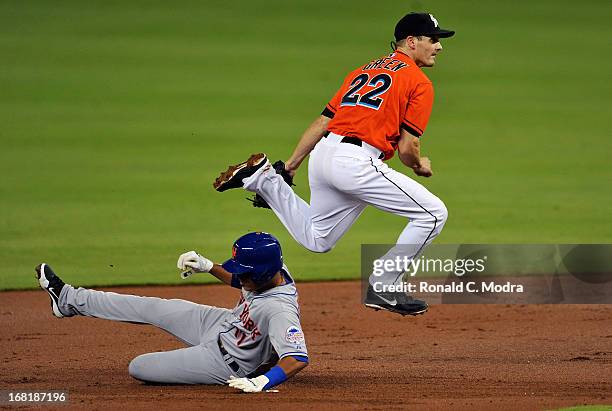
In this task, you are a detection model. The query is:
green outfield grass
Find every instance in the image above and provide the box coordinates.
[552,406,612,411]
[1,0,611,289]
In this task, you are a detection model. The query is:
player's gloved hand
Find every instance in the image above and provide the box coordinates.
[248,160,295,209]
[227,375,269,393]
[177,251,213,279]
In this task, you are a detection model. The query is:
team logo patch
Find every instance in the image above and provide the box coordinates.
[285,326,305,344]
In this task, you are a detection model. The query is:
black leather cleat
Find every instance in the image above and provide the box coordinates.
[35,263,66,318]
[213,153,269,192]
[364,285,428,316]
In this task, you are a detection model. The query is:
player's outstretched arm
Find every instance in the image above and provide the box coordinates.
[275,354,309,378]
[177,251,233,285]
[285,115,331,175]
[397,129,433,177]
[207,264,234,285]
[227,355,308,393]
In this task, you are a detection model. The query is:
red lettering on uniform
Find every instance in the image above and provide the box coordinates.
[245,319,254,331]
[239,305,250,322]
[251,328,261,341]
[236,329,247,346]
[232,300,263,346]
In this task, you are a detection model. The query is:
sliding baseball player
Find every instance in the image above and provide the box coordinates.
[36,232,308,392]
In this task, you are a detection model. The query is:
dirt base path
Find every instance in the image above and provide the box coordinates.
[2,281,610,410]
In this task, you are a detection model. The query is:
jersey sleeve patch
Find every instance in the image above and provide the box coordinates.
[285,326,305,344]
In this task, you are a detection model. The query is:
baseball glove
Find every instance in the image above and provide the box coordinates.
[247,160,294,209]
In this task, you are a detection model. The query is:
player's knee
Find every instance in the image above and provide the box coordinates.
[303,238,333,253]
[310,244,333,253]
[299,236,334,253]
[421,197,447,232]
[434,200,448,228]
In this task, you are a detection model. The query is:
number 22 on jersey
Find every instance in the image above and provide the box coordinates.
[340,73,392,110]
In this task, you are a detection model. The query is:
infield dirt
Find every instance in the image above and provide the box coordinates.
[2,281,610,410]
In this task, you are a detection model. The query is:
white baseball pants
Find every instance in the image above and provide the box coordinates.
[243,132,447,285]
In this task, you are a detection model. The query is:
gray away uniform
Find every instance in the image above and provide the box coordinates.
[56,267,308,384]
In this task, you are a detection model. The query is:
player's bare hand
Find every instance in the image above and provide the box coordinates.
[177,251,213,279]
[413,157,433,177]
[284,161,297,178]
[227,375,269,393]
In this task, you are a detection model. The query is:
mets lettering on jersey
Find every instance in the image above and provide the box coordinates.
[235,295,262,345]
[219,268,309,372]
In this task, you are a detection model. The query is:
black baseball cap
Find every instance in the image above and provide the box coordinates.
[394,12,455,41]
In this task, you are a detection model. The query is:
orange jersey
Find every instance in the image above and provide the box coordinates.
[323,50,434,160]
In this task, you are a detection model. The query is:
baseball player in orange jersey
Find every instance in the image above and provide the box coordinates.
[214,13,455,316]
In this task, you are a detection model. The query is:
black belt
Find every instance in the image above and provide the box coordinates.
[218,338,240,373]
[339,136,363,146]
[326,134,385,159]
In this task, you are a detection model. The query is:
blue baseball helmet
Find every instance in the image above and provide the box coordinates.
[222,232,283,285]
